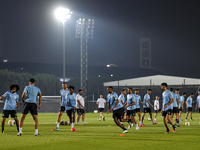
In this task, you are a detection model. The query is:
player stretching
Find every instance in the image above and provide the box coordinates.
[96,95,106,121]
[17,78,42,136]
[54,82,69,131]
[142,89,157,125]
[195,90,200,124]
[134,89,144,127]
[161,82,176,133]
[65,86,77,132]
[118,89,126,125]
[154,96,160,121]
[1,84,20,133]
[107,86,128,133]
[185,93,194,121]
[125,88,139,130]
[76,89,87,125]
[179,93,186,121]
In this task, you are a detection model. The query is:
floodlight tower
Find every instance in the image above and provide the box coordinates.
[76,18,95,99]
[55,7,72,82]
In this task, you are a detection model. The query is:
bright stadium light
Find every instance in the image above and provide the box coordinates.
[107,65,110,67]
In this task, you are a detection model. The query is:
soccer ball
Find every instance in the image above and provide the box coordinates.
[185,122,190,126]
[148,118,151,121]
[8,120,15,126]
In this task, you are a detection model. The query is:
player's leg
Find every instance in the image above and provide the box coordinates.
[1,117,6,133]
[17,114,27,136]
[167,111,176,132]
[131,111,139,130]
[82,113,86,124]
[142,112,146,124]
[190,111,193,120]
[163,114,169,133]
[71,110,76,131]
[32,115,40,136]
[114,116,127,132]
[13,117,19,132]
[154,111,157,120]
[149,110,157,124]
[185,110,189,121]
[77,109,81,124]
[179,110,182,121]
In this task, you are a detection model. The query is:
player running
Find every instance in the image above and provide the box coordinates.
[107,86,129,133]
[118,89,126,125]
[161,82,176,133]
[65,86,77,132]
[54,82,69,131]
[195,90,200,124]
[1,84,20,133]
[142,89,157,126]
[154,96,160,121]
[134,89,144,127]
[96,95,106,121]
[125,87,139,130]
[17,78,42,136]
[185,93,194,121]
[179,92,186,121]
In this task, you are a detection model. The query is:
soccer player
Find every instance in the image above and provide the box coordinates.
[134,89,144,127]
[142,89,157,125]
[170,88,180,127]
[1,84,20,133]
[195,90,200,124]
[125,87,139,130]
[161,82,176,133]
[96,95,106,121]
[65,86,77,132]
[118,89,126,125]
[17,78,42,136]
[76,89,87,125]
[154,96,160,121]
[179,93,186,121]
[107,86,128,133]
[54,82,69,131]
[185,93,194,121]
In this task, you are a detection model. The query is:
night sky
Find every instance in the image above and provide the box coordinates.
[0,0,200,77]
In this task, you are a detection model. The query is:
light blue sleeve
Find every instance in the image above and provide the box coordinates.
[186,97,189,101]
[16,95,19,102]
[23,86,28,93]
[114,93,118,100]
[132,95,136,102]
[2,91,8,98]
[66,95,70,103]
[169,92,173,100]
[38,88,41,94]
[139,96,141,101]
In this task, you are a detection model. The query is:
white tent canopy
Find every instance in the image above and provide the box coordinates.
[103,75,200,87]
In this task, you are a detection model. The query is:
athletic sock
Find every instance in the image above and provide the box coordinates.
[191,118,193,120]
[122,127,127,130]
[166,127,169,132]
[71,123,74,128]
[136,124,138,127]
[56,122,60,128]
[139,121,142,125]
[2,126,4,133]
[19,127,22,133]
[120,122,123,125]
[172,125,176,130]
[82,121,84,124]
[175,119,178,123]
[16,125,19,132]
[35,129,38,135]
[151,116,155,123]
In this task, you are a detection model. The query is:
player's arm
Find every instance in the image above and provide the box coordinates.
[104,101,106,107]
[164,98,174,108]
[77,100,84,108]
[120,100,125,105]
[38,93,42,109]
[67,102,77,110]
[181,101,184,109]
[155,105,158,111]
[186,100,188,109]
[125,101,136,108]
[0,96,4,100]
[107,102,110,114]
[21,92,26,103]
[146,100,153,108]
[16,102,19,109]
[124,101,127,106]
[60,96,62,106]
[177,98,180,106]
[195,101,198,110]
[112,99,119,111]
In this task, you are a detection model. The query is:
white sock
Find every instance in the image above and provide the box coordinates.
[71,123,74,128]
[121,122,123,125]
[139,121,142,125]
[35,129,38,135]
[136,124,138,127]
[56,122,60,128]
[19,127,22,133]
[82,121,84,124]
[77,122,79,124]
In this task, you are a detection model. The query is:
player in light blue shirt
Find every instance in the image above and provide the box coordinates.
[185,93,194,121]
[18,78,42,136]
[107,86,128,133]
[0,84,20,133]
[161,82,176,133]
[134,89,144,126]
[118,89,127,126]
[125,88,139,130]
[142,89,157,125]
[178,92,186,121]
[195,90,200,124]
[64,85,77,132]
[54,82,69,131]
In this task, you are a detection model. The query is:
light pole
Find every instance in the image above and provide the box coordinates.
[55,7,72,82]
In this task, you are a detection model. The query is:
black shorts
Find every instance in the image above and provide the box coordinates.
[143,108,151,113]
[66,109,76,117]
[173,107,179,113]
[135,108,140,113]
[179,107,182,111]
[2,110,17,118]
[155,110,158,113]
[162,109,172,116]
[113,108,124,119]
[59,106,65,112]
[126,110,136,116]
[187,107,192,112]
[98,108,104,112]
[199,108,200,113]
[22,102,38,115]
[77,109,85,115]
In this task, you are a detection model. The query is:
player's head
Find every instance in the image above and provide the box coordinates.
[147,89,152,95]
[29,78,35,85]
[182,92,186,97]
[198,90,200,95]
[161,82,167,91]
[121,88,126,95]
[78,89,83,95]
[170,88,173,92]
[135,89,139,95]
[100,95,103,98]
[175,89,179,94]
[190,93,194,98]
[68,85,75,94]
[128,87,132,94]
[107,86,113,94]
[156,96,160,100]
[9,84,20,93]
[62,82,67,89]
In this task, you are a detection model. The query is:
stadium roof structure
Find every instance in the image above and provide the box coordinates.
[103,75,200,87]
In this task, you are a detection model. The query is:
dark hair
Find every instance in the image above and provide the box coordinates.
[170,88,173,92]
[9,84,20,92]
[161,82,168,87]
[121,88,126,92]
[147,89,152,91]
[198,89,200,92]
[183,92,186,95]
[78,89,83,92]
[68,85,75,90]
[135,89,139,91]
[29,78,35,83]
[108,86,113,89]
[62,82,67,84]
[175,89,179,91]
[128,87,132,91]
[191,93,194,95]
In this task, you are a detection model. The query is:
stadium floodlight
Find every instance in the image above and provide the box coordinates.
[107,65,110,67]
[55,7,72,82]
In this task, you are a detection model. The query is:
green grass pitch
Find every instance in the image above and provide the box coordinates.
[0,112,200,150]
